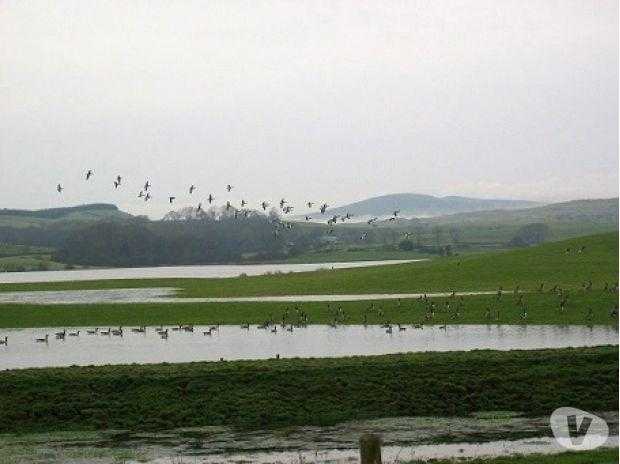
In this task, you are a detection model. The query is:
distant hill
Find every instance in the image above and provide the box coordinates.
[321,193,539,219]
[428,198,619,227]
[0,204,132,228]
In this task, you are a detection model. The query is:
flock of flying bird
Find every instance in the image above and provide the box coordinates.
[55,170,404,238]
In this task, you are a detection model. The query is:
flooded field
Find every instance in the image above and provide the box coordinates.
[0,324,616,370]
[0,260,421,284]
[1,412,617,463]
[0,287,496,304]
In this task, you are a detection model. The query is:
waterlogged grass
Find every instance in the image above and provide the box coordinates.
[0,346,617,434]
[0,233,616,298]
[408,448,619,464]
[0,290,616,328]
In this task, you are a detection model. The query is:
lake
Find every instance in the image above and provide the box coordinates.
[0,259,421,283]
[0,324,616,370]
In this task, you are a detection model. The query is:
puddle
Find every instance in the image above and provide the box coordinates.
[1,413,616,463]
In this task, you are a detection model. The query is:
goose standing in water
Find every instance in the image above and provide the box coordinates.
[0,336,7,346]
[35,334,49,343]
[111,327,123,337]
[261,201,269,210]
[86,328,99,335]
[69,330,80,337]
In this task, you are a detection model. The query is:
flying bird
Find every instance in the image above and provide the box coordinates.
[241,199,247,207]
[144,192,151,201]
[261,201,269,210]
[169,196,176,204]
[144,181,151,191]
[207,194,214,204]
[279,198,287,209]
[138,190,144,198]
[306,202,314,208]
[226,184,233,192]
[116,175,122,185]
[56,184,63,193]
[85,170,94,180]
[189,185,196,194]
[113,180,120,189]
[320,203,328,214]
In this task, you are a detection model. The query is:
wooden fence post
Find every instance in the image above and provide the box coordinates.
[359,433,382,464]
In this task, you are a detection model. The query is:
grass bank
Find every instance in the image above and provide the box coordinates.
[0,233,616,298]
[0,290,616,328]
[408,448,619,464]
[0,346,617,434]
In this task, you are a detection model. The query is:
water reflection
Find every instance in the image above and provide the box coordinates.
[0,324,616,370]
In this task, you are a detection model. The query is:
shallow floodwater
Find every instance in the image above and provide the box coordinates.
[0,288,495,304]
[0,259,421,284]
[0,324,616,370]
[1,413,617,464]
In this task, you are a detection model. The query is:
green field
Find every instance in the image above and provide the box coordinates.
[0,244,66,272]
[0,290,616,328]
[0,346,616,434]
[407,449,619,464]
[0,233,616,298]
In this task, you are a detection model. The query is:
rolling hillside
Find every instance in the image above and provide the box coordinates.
[320,193,538,219]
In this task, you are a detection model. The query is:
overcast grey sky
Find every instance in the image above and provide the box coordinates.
[1,0,617,218]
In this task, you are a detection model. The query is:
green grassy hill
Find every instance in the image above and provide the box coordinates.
[0,204,132,228]
[420,198,619,244]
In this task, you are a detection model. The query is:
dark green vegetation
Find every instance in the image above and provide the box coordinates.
[0,197,616,268]
[0,346,616,433]
[2,233,616,300]
[408,448,619,464]
[0,290,617,328]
